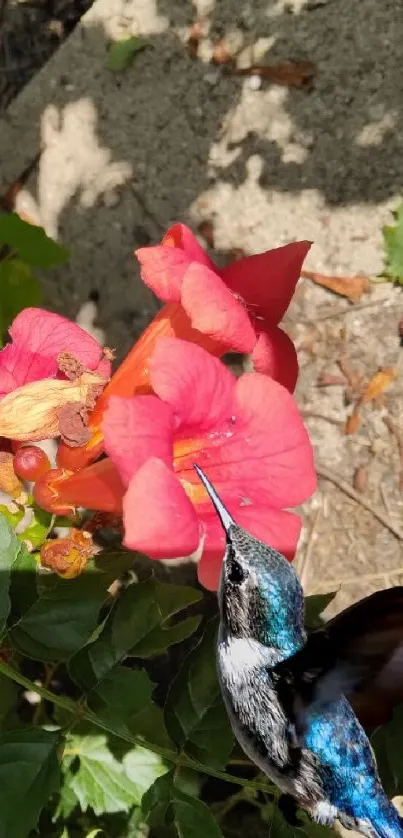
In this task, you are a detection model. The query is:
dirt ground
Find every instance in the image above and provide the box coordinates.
[0,0,403,616]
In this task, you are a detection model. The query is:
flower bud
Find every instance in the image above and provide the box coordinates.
[0,452,23,498]
[40,529,95,578]
[14,446,51,482]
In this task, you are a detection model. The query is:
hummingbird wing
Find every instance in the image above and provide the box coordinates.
[272,586,403,734]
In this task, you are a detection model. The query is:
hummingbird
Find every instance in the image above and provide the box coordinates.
[194,465,403,838]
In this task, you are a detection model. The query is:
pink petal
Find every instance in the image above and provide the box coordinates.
[181,262,256,353]
[150,337,235,435]
[197,500,302,591]
[135,245,191,301]
[251,326,298,393]
[0,308,105,397]
[123,457,200,557]
[176,372,316,509]
[222,241,311,326]
[103,395,174,486]
[162,223,216,270]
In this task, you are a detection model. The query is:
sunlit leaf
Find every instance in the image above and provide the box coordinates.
[0,214,69,267]
[107,37,148,72]
[0,514,29,634]
[383,202,403,284]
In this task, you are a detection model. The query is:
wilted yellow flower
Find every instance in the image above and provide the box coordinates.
[40,528,96,578]
[0,372,106,442]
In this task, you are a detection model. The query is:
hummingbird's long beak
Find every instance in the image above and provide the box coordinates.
[193,464,235,536]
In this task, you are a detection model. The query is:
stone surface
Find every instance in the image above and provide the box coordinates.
[1,0,403,609]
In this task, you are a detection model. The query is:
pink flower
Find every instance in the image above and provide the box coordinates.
[38,338,316,590]
[136,223,311,393]
[0,308,110,399]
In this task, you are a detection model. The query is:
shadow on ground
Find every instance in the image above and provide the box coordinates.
[2,0,403,355]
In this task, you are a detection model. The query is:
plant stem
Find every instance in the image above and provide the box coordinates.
[0,658,274,795]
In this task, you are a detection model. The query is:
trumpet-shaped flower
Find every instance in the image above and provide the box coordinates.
[37,338,316,590]
[57,226,310,470]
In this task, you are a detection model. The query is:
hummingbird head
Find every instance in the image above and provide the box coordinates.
[194,466,303,649]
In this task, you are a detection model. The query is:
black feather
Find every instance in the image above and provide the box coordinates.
[273,587,403,732]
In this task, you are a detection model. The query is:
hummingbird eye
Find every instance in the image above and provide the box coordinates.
[228,557,245,585]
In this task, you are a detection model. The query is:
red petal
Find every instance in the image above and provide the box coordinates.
[0,308,106,397]
[181,263,256,353]
[222,241,311,326]
[35,459,125,513]
[162,223,215,269]
[177,373,316,509]
[123,457,200,557]
[150,337,235,434]
[252,326,298,392]
[135,245,190,301]
[197,501,302,591]
[103,394,174,485]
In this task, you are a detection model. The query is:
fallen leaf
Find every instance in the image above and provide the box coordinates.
[232,61,315,89]
[345,410,361,435]
[362,367,397,402]
[302,269,370,302]
[198,220,215,248]
[212,41,233,65]
[107,36,148,72]
[353,466,368,493]
[317,372,346,387]
[383,202,403,284]
[187,21,204,60]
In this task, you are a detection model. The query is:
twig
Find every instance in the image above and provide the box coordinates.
[308,565,403,593]
[301,409,343,427]
[316,465,403,541]
[297,503,322,590]
[296,299,386,324]
[383,415,403,491]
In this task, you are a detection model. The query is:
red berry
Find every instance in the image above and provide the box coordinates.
[13,446,51,482]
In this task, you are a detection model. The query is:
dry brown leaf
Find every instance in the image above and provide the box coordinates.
[361,367,397,402]
[301,270,370,303]
[212,41,233,65]
[317,372,346,387]
[353,466,368,493]
[232,60,315,89]
[198,220,215,249]
[187,21,204,59]
[345,410,361,435]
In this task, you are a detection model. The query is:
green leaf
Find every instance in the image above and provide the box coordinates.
[131,616,201,658]
[0,258,42,338]
[107,37,148,72]
[0,728,61,838]
[164,618,234,769]
[383,202,403,283]
[0,514,29,634]
[129,702,173,750]
[70,579,202,691]
[143,773,224,837]
[304,592,337,630]
[8,569,107,661]
[64,733,165,816]
[0,213,69,267]
[261,802,335,837]
[122,746,168,798]
[88,666,153,726]
[0,674,19,730]
[372,705,403,796]
[19,506,52,550]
